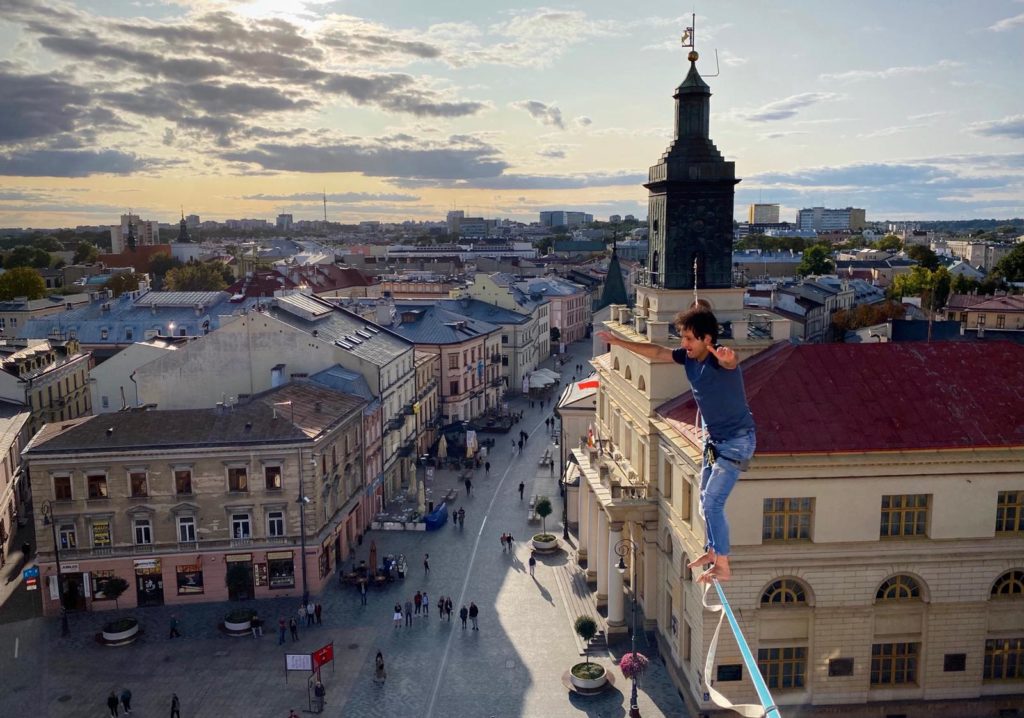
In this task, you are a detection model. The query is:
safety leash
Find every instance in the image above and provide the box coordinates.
[701,579,782,718]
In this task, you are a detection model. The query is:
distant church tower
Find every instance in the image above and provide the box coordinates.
[645,50,738,289]
[177,207,191,243]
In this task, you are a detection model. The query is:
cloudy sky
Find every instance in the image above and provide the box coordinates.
[1,0,1022,228]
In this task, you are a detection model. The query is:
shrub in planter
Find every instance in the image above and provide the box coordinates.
[571,662,607,681]
[101,576,130,610]
[574,615,598,666]
[225,608,255,624]
[103,617,138,634]
[101,616,139,644]
[571,615,608,689]
[535,496,553,534]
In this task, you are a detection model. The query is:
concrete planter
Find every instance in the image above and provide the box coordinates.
[224,617,252,632]
[532,534,558,551]
[569,663,607,690]
[223,610,255,635]
[101,618,139,645]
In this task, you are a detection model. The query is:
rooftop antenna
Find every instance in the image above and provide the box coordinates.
[682,12,721,77]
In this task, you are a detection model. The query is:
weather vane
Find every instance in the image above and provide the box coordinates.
[682,12,720,77]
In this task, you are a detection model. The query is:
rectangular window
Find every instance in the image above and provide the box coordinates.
[996,491,1024,534]
[133,518,152,545]
[177,516,196,543]
[58,523,77,550]
[997,314,1006,329]
[174,469,192,495]
[501,335,509,344]
[227,466,248,492]
[128,470,148,497]
[758,647,807,690]
[984,638,1024,681]
[763,498,813,541]
[662,460,672,499]
[501,355,508,366]
[264,465,282,491]
[449,380,459,395]
[268,510,285,537]
[101,396,109,409]
[86,473,108,499]
[943,653,967,672]
[870,642,919,686]
[231,513,251,539]
[125,327,133,340]
[53,474,72,501]
[880,494,929,538]
[91,520,111,548]
[717,665,743,682]
[448,354,458,369]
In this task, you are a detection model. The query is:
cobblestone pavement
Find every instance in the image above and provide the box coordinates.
[0,341,690,718]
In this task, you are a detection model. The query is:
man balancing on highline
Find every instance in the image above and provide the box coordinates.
[598,305,756,584]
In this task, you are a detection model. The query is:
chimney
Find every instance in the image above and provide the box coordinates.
[314,401,322,413]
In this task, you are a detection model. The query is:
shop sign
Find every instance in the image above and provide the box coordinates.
[59,562,79,572]
[23,565,39,591]
[133,558,161,571]
[225,553,252,563]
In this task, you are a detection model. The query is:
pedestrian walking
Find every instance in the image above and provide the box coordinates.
[469,602,479,630]
[445,597,453,621]
[306,600,315,626]
[360,579,368,605]
[422,591,429,618]
[459,605,468,629]
[120,688,132,714]
[404,600,413,627]
[500,532,507,553]
[529,553,537,577]
[313,681,326,712]
[374,651,387,684]
[107,691,119,717]
[251,612,262,638]
[424,553,430,573]
[518,481,525,501]
[484,461,490,476]
[289,617,299,641]
[414,591,422,615]
[168,615,181,639]
[507,533,515,553]
[297,603,307,626]
[314,602,322,625]
[438,595,445,619]
[278,617,287,644]
[288,710,300,718]
[517,438,523,452]
[393,604,403,628]
[464,477,472,495]
[170,693,181,718]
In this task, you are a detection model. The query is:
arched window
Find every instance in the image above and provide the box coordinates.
[613,357,620,371]
[638,376,646,391]
[876,574,922,601]
[991,570,1024,599]
[624,366,632,381]
[760,578,807,606]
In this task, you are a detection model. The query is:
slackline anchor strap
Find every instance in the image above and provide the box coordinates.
[701,579,783,718]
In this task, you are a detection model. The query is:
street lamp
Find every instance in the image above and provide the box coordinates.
[615,538,641,718]
[276,400,309,605]
[41,500,70,636]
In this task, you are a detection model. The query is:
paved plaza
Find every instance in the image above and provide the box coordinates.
[0,341,690,718]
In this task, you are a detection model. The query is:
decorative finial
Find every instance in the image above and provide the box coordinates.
[688,50,699,63]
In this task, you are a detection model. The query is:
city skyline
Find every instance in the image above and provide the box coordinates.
[0,0,1022,228]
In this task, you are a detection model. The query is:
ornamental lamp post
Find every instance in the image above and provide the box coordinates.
[276,400,310,605]
[41,500,70,636]
[616,539,641,718]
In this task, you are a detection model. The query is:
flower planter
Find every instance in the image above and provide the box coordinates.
[101,617,139,645]
[223,609,254,634]
[569,662,608,690]
[532,534,558,551]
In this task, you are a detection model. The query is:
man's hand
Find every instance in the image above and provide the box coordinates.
[708,343,738,369]
[596,330,617,345]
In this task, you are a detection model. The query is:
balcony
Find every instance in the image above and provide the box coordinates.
[489,377,503,388]
[490,354,502,364]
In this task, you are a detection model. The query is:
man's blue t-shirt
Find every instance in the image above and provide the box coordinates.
[672,347,755,442]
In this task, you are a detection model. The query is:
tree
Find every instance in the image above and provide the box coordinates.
[796,245,835,276]
[993,243,1024,283]
[888,266,952,311]
[5,245,51,269]
[73,241,100,265]
[574,615,598,666]
[164,263,228,291]
[832,301,906,334]
[148,252,183,289]
[32,235,63,252]
[874,235,902,252]
[104,272,142,298]
[100,576,130,610]
[535,496,553,536]
[550,327,561,344]
[0,267,47,300]
[905,244,939,271]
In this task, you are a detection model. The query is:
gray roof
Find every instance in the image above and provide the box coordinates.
[513,277,587,298]
[309,364,375,402]
[18,290,261,345]
[266,294,412,366]
[0,293,92,312]
[485,273,549,312]
[435,298,528,326]
[388,303,500,344]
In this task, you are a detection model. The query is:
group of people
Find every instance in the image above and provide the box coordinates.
[499,532,516,553]
[393,593,476,628]
[275,600,324,644]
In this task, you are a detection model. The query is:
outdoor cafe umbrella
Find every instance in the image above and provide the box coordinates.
[437,434,448,460]
[369,540,378,577]
[407,471,418,500]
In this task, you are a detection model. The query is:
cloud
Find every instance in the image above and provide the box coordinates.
[512,100,565,129]
[969,114,1024,140]
[536,145,569,159]
[819,59,961,83]
[989,12,1024,31]
[574,116,593,128]
[856,124,927,139]
[733,93,842,122]
[222,136,508,179]
[241,191,420,202]
[391,169,647,190]
[320,74,487,118]
[0,149,165,177]
[0,65,97,144]
[760,131,809,140]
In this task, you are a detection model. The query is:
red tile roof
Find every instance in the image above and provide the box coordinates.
[100,244,175,272]
[227,270,297,298]
[658,341,1024,454]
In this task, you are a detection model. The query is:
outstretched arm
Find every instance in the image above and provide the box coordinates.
[707,343,738,369]
[596,330,676,362]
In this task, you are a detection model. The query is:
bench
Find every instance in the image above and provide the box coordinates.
[527,494,540,522]
[444,489,458,503]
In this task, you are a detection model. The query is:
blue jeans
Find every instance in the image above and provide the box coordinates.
[700,429,756,556]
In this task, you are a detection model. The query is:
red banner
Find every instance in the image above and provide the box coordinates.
[312,643,334,669]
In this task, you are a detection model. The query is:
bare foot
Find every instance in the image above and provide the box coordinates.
[696,556,731,585]
[687,551,716,570]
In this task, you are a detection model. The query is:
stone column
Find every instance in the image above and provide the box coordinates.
[643,528,658,629]
[606,521,625,632]
[577,480,590,564]
[596,509,609,605]
[586,494,599,581]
